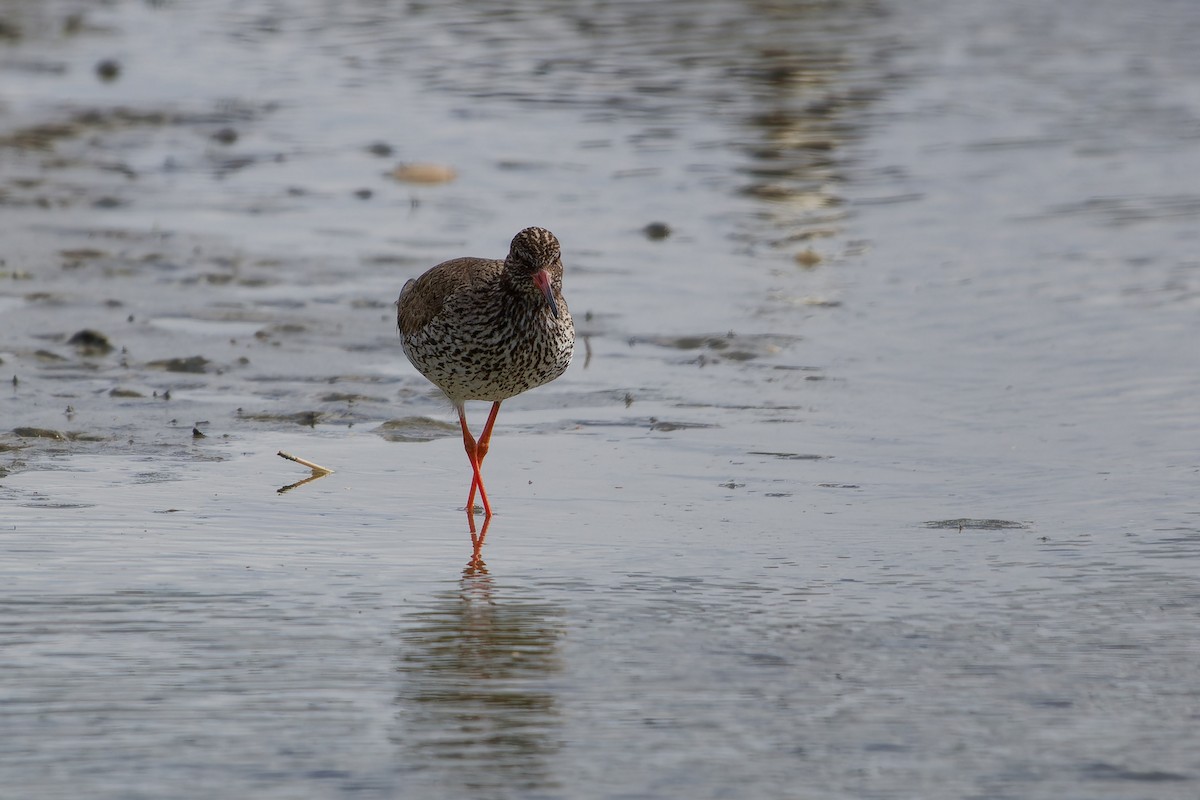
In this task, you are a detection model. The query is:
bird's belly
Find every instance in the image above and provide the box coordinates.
[402,320,574,403]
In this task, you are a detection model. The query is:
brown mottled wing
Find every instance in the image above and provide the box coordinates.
[397,257,497,338]
[397,277,436,339]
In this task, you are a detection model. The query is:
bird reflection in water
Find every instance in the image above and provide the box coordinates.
[391,558,565,795]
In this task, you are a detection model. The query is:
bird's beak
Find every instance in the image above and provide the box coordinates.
[533,269,560,318]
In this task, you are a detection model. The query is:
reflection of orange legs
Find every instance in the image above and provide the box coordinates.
[465,514,491,574]
[465,401,502,516]
[457,407,491,518]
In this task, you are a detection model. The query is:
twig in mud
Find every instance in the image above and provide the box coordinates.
[276,451,333,495]
[277,450,333,474]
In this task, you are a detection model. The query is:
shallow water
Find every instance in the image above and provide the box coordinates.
[2,0,1199,798]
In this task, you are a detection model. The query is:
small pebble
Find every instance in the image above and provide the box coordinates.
[95,59,120,81]
[68,329,114,354]
[795,248,822,267]
[643,222,671,240]
[390,162,457,184]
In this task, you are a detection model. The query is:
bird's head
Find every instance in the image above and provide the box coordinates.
[506,226,563,318]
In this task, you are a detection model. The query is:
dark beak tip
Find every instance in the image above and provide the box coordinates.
[534,268,559,317]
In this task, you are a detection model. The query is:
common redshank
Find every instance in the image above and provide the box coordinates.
[396,227,575,517]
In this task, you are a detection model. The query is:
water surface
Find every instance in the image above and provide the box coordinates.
[2,0,1199,797]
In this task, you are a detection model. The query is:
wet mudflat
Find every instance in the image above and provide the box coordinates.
[2,0,1199,798]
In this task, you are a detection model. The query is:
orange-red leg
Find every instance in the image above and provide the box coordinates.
[476,401,503,464]
[457,407,492,517]
[466,401,503,514]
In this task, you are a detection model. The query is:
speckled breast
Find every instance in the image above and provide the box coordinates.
[402,296,575,403]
